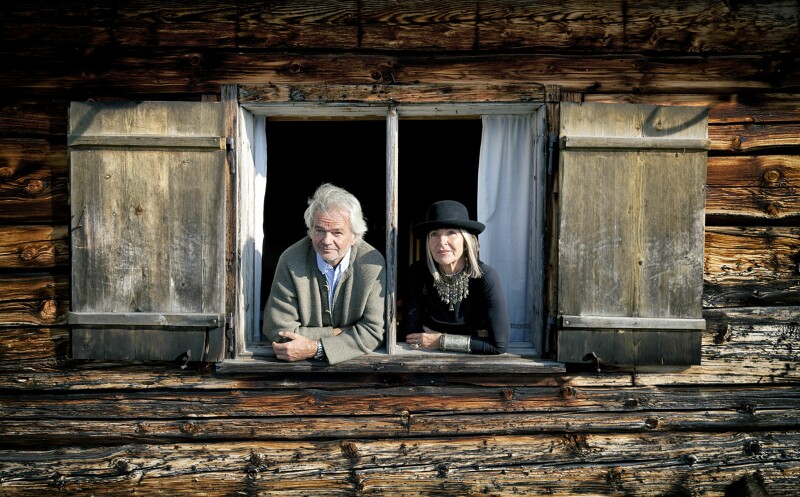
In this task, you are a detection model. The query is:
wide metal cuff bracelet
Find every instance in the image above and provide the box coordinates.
[439,333,471,353]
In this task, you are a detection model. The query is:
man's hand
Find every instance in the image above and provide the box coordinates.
[273,331,318,362]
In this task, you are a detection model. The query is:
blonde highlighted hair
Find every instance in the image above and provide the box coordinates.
[425,228,483,282]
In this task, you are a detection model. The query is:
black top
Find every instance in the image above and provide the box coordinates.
[400,260,509,354]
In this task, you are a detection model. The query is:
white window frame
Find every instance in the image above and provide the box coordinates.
[233,102,549,364]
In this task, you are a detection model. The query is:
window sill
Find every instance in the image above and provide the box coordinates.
[217,344,565,374]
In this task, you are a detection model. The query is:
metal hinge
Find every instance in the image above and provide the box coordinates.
[225,313,235,353]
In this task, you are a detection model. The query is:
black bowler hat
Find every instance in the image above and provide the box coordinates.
[413,200,485,237]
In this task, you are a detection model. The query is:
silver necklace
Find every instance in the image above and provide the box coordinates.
[434,263,470,311]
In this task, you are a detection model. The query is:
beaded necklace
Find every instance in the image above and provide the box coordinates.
[434,261,470,311]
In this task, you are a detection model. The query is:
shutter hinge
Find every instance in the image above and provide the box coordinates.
[225,313,235,353]
[226,137,235,174]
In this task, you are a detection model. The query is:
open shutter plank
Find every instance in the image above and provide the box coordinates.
[557,102,707,366]
[68,101,227,362]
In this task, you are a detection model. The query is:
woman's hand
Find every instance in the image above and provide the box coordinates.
[406,327,442,350]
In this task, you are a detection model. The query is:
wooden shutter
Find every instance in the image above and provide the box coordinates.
[556,102,708,366]
[68,101,227,362]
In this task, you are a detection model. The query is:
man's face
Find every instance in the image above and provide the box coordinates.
[311,209,356,267]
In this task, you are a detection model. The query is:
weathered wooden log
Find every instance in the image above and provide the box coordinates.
[0,433,796,496]
[0,384,797,447]
[710,122,800,152]
[705,156,800,220]
[0,275,69,326]
[585,93,800,124]
[2,52,797,94]
[708,155,799,187]
[0,139,68,223]
[2,92,799,138]
[0,327,68,367]
[705,188,799,222]
[705,227,799,283]
[2,1,797,54]
[0,226,69,269]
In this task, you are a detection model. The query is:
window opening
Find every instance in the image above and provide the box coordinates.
[259,120,387,341]
[242,103,545,359]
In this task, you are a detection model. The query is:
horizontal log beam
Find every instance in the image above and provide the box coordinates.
[585,93,800,124]
[2,52,798,95]
[0,327,68,367]
[0,275,69,326]
[0,226,69,269]
[0,433,796,496]
[2,1,797,54]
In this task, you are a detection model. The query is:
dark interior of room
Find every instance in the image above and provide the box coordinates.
[261,118,482,326]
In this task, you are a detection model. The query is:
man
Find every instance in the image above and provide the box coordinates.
[263,183,386,364]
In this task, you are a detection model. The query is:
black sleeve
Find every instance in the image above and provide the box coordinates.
[469,264,510,354]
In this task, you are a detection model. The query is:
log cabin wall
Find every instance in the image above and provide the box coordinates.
[1,1,798,495]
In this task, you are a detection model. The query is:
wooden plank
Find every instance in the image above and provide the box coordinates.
[68,312,222,327]
[3,384,796,426]
[706,185,800,222]
[239,83,547,104]
[710,122,800,152]
[0,327,69,367]
[218,354,565,374]
[0,225,69,269]
[558,330,703,366]
[0,100,68,135]
[562,136,710,150]
[0,275,69,326]
[67,135,226,149]
[584,93,800,125]
[4,52,799,94]
[4,1,797,54]
[707,155,800,187]
[3,406,798,447]
[0,433,796,496]
[705,227,800,285]
[561,316,706,330]
[0,139,68,223]
[71,328,215,362]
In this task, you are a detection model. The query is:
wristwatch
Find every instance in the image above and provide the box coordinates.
[313,340,325,360]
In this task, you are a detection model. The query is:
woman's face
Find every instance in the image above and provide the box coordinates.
[428,228,464,271]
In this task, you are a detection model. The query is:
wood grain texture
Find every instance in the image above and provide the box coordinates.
[0,275,69,327]
[2,0,797,54]
[0,1,798,495]
[0,226,69,269]
[0,433,796,496]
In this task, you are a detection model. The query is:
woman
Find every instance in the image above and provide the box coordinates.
[402,200,509,354]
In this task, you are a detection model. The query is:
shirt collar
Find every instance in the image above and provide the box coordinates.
[316,246,352,276]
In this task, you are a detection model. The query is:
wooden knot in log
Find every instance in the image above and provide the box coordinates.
[340,441,360,460]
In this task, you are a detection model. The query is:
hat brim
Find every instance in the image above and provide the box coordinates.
[413,219,485,237]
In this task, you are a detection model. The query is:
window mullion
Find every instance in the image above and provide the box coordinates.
[386,107,399,354]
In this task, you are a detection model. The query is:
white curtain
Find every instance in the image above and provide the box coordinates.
[252,116,267,341]
[477,114,543,343]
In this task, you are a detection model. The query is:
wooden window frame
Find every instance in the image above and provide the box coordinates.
[222,101,561,373]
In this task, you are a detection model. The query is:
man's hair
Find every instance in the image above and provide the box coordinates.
[425,228,483,281]
[304,183,368,238]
